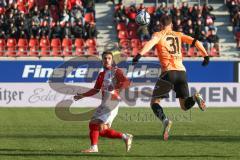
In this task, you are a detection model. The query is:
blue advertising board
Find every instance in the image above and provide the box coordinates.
[0,60,237,83]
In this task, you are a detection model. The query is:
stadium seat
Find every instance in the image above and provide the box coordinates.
[51,38,62,56]
[132,47,140,56]
[128,12,137,20]
[0,39,6,56]
[40,37,50,56]
[181,46,187,57]
[119,39,130,49]
[127,22,138,31]
[87,47,97,55]
[86,39,96,48]
[129,30,138,39]
[209,47,220,57]
[6,38,17,57]
[118,30,129,39]
[86,39,97,55]
[84,12,94,23]
[187,47,196,57]
[62,38,72,56]
[117,22,127,31]
[75,38,85,56]
[146,6,156,14]
[131,39,141,48]
[17,38,28,56]
[29,38,39,56]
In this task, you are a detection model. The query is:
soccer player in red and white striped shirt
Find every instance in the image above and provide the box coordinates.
[74,51,133,153]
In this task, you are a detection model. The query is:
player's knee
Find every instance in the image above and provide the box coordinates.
[184,97,195,110]
[150,98,160,106]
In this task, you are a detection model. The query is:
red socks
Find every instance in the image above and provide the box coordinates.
[89,123,123,146]
[99,128,123,139]
[89,123,99,145]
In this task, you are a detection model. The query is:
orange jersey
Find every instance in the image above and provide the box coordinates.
[153,29,186,72]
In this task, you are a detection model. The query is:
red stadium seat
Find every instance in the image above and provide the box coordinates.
[84,13,94,23]
[0,39,6,56]
[129,30,138,39]
[128,12,137,20]
[119,39,130,48]
[117,22,127,31]
[75,38,85,56]
[209,46,220,57]
[131,39,141,48]
[29,38,39,56]
[6,38,17,57]
[87,47,97,55]
[86,39,96,48]
[127,22,138,31]
[17,38,28,56]
[62,38,72,56]
[187,47,196,57]
[40,37,50,56]
[181,46,187,57]
[118,30,129,39]
[146,6,156,14]
[51,38,62,56]
[131,47,139,56]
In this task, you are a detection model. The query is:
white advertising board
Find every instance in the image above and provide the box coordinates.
[0,83,240,107]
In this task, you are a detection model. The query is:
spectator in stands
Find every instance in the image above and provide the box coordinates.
[180,2,189,18]
[49,21,63,39]
[151,20,162,32]
[202,3,214,19]
[137,25,150,41]
[40,20,49,38]
[156,3,168,17]
[190,4,200,22]
[173,18,182,31]
[8,23,19,39]
[84,22,97,39]
[30,21,40,38]
[233,11,240,33]
[183,19,193,35]
[63,22,72,38]
[70,5,83,25]
[114,5,126,23]
[71,21,84,38]
[206,29,219,51]
[83,0,95,18]
[60,9,70,25]
[172,9,183,26]
[0,0,7,7]
[127,5,137,22]
[0,31,6,39]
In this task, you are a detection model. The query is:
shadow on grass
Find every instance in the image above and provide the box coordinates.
[0,134,88,139]
[136,135,240,142]
[1,134,240,142]
[0,148,236,158]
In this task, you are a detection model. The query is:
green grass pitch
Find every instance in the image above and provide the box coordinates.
[0,107,240,160]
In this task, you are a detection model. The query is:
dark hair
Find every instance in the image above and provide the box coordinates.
[102,51,113,58]
[160,15,172,27]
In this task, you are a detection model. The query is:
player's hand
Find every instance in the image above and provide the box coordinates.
[202,56,210,66]
[132,53,142,65]
[74,93,84,101]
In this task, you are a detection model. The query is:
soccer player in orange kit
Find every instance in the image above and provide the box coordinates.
[132,15,210,141]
